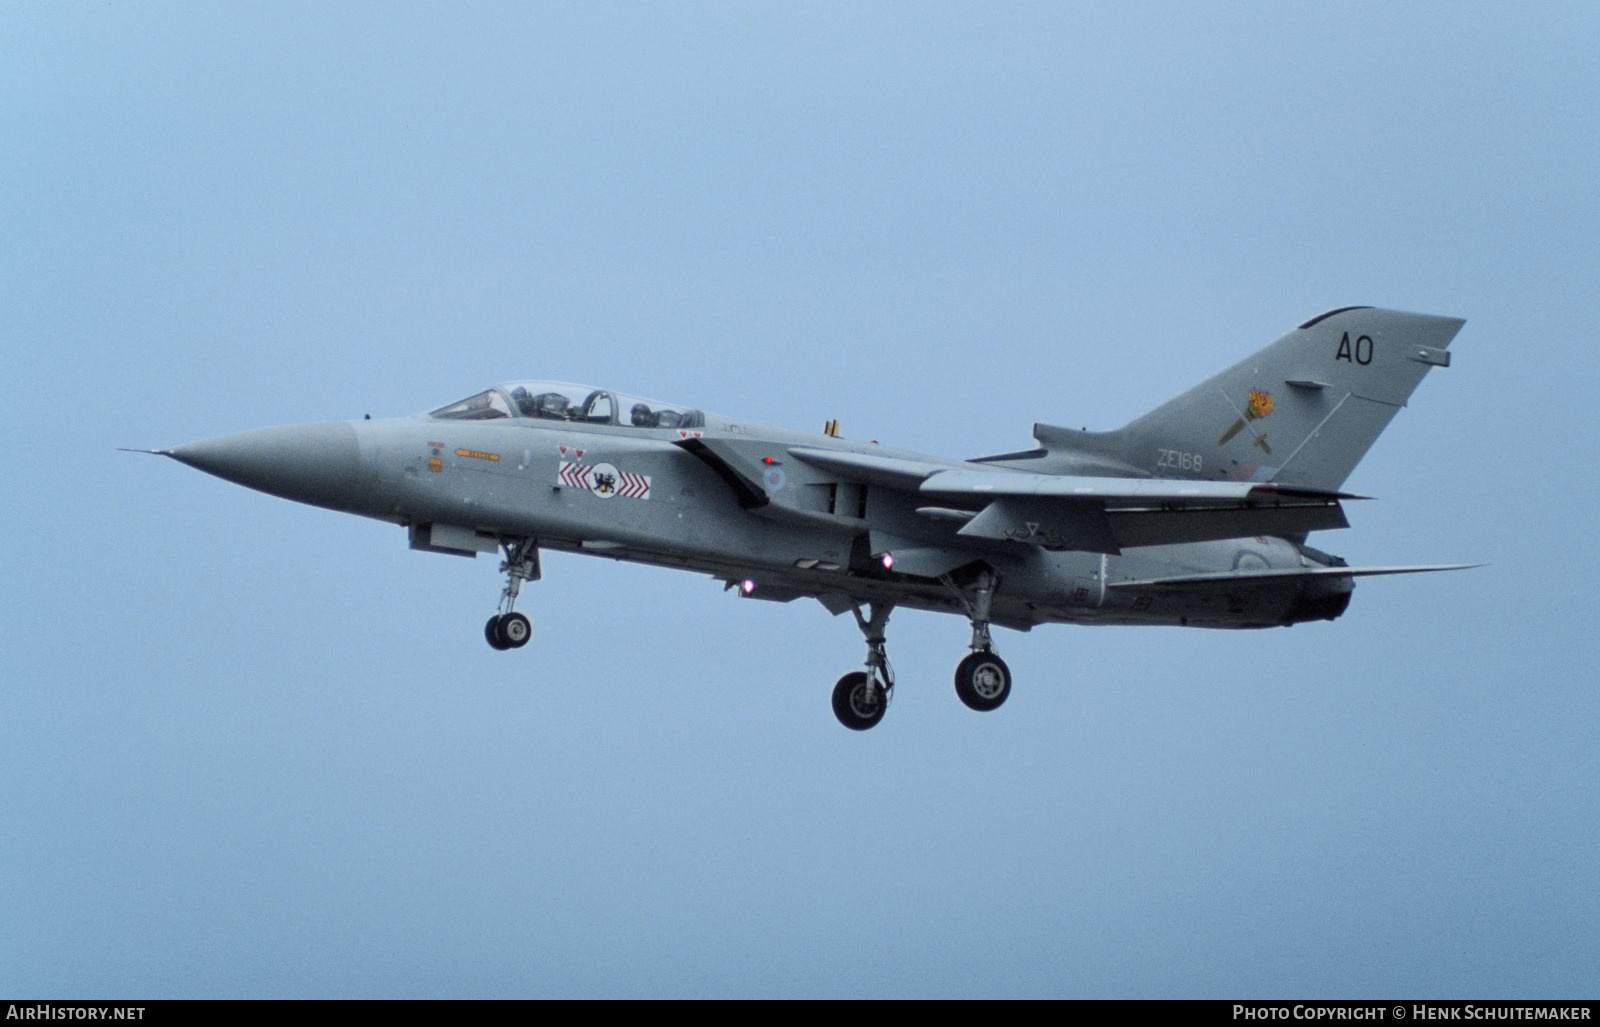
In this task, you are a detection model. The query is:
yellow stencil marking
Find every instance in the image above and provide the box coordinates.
[456,449,500,461]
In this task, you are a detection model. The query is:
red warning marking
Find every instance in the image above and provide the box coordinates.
[616,471,652,499]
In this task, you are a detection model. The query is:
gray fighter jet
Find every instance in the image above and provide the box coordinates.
[144,306,1470,729]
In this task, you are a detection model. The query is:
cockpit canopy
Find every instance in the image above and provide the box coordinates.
[429,381,704,429]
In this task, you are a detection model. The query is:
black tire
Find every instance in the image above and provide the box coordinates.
[485,614,510,650]
[954,650,1011,712]
[831,671,888,731]
[498,611,532,648]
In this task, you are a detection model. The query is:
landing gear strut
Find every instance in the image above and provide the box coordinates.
[952,570,1011,712]
[832,602,894,730]
[485,538,539,651]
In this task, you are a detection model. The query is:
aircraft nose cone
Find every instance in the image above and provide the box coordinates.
[169,421,368,511]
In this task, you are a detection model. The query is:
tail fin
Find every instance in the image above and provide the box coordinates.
[1035,307,1464,491]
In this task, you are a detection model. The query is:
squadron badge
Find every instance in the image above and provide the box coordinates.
[558,460,651,500]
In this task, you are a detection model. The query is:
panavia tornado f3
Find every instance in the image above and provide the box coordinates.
[143,306,1471,730]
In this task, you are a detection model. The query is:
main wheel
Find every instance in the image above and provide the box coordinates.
[485,614,510,650]
[497,611,532,648]
[954,650,1011,712]
[831,671,888,731]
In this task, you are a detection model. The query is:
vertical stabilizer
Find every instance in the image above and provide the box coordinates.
[1034,307,1463,491]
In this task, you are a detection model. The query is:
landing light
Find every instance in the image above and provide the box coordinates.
[880,552,894,570]
[740,579,756,595]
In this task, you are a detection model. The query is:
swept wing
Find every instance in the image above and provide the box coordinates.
[784,446,1353,554]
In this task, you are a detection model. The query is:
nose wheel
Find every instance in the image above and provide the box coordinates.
[485,538,539,651]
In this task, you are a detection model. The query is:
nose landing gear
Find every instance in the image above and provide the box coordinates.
[485,538,539,651]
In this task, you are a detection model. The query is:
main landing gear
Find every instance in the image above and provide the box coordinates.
[953,571,1011,713]
[485,538,540,651]
[832,603,895,730]
[827,571,1012,730]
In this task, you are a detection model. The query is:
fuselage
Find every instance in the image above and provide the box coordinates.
[156,307,1466,730]
[168,395,1354,633]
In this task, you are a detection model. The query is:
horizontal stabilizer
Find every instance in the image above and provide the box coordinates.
[1108,563,1481,590]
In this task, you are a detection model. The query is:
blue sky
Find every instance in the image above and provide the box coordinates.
[3,2,1597,997]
